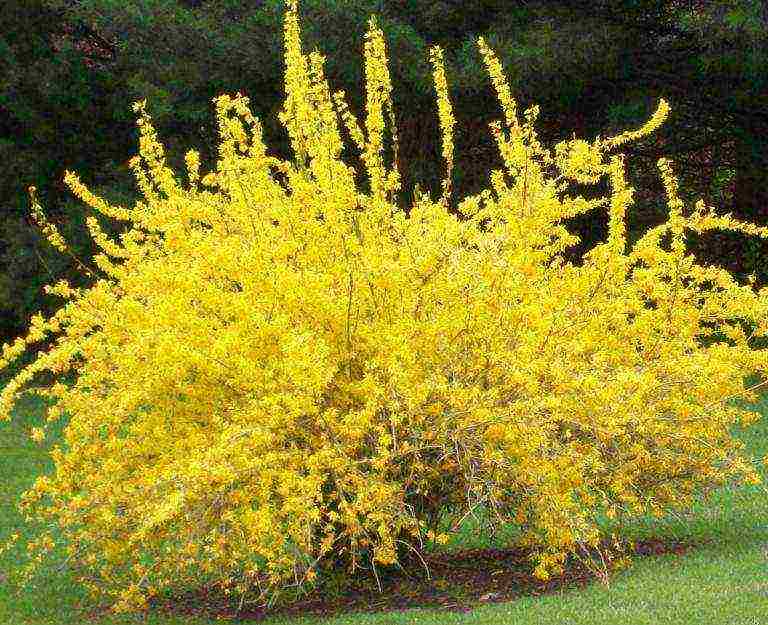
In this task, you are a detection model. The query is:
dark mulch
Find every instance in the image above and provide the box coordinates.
[133,533,712,622]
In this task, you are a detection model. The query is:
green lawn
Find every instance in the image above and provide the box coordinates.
[1,388,767,625]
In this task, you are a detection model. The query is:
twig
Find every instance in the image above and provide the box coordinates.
[395,539,431,581]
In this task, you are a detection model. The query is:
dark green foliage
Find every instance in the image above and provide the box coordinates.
[0,1,132,342]
[1,0,766,348]
[383,1,509,47]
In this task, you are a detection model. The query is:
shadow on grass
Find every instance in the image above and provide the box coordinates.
[123,533,713,623]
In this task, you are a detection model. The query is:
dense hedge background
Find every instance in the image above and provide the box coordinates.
[1,0,766,356]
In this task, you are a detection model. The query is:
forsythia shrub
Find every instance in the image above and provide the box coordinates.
[3,0,768,614]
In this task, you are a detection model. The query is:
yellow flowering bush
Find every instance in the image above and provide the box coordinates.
[3,0,768,614]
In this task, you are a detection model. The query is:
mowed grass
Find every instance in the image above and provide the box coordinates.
[1,383,767,625]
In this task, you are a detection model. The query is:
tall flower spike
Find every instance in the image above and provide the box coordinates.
[28,186,69,255]
[332,89,367,155]
[306,51,345,165]
[657,157,688,258]
[600,98,670,151]
[131,99,180,200]
[605,154,633,256]
[476,36,520,136]
[362,16,395,210]
[429,45,456,209]
[279,0,313,170]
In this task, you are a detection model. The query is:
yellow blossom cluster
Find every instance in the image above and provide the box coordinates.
[2,0,768,614]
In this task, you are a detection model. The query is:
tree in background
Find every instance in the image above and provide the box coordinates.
[582,0,768,278]
[0,0,122,345]
[1,0,765,349]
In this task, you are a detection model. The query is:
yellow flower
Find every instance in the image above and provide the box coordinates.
[29,427,45,444]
